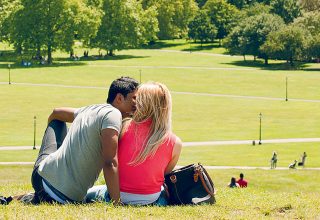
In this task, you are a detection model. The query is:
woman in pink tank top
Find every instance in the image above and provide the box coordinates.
[85,82,182,205]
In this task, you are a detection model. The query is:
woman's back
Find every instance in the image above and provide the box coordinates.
[119,119,176,194]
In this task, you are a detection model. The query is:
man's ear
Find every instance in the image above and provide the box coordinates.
[114,93,124,104]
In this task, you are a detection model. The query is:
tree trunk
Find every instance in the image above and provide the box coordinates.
[47,44,52,64]
[290,57,293,66]
[36,44,41,58]
[254,56,256,61]
[219,39,222,47]
[108,50,114,56]
[243,54,246,61]
[16,44,22,55]
[264,57,268,65]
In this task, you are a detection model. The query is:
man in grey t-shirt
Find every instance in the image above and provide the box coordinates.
[30,77,139,204]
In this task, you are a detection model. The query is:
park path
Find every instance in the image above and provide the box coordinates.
[1,82,320,103]
[1,137,320,151]
[183,138,320,147]
[1,138,319,169]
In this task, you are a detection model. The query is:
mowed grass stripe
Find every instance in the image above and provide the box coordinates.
[1,85,320,144]
[1,49,319,99]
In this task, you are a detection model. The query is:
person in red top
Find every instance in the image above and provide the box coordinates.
[236,173,248,188]
[85,82,182,205]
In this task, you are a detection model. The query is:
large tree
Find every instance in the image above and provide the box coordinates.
[293,11,320,61]
[261,25,309,65]
[8,0,102,63]
[156,0,198,39]
[141,0,198,39]
[225,13,284,63]
[270,0,301,23]
[91,0,158,56]
[188,10,217,45]
[244,13,284,63]
[203,0,239,45]
[224,26,250,60]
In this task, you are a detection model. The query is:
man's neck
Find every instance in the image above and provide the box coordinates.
[110,102,127,118]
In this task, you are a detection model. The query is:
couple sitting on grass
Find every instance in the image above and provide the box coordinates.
[15,77,182,206]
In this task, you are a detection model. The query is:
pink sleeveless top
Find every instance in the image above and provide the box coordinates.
[118,119,176,194]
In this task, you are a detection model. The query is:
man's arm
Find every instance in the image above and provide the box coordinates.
[101,128,121,204]
[48,107,76,124]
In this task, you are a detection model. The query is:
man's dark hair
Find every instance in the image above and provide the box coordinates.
[240,173,244,179]
[107,77,139,104]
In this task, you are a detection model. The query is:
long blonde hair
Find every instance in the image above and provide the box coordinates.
[130,82,172,165]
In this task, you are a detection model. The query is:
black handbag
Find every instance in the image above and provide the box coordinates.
[164,163,216,205]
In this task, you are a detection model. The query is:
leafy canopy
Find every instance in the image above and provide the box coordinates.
[188,10,217,44]
[91,0,158,55]
[204,0,239,41]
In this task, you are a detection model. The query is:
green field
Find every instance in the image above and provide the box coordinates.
[0,41,320,219]
[1,166,320,219]
[1,44,320,145]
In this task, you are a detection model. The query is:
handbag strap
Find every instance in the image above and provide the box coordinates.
[201,164,215,194]
[173,180,184,204]
[196,166,215,196]
[165,174,185,204]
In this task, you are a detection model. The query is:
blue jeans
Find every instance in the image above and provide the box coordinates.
[85,185,168,206]
[31,120,73,202]
[31,120,70,203]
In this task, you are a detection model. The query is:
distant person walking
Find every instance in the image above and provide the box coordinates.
[236,173,248,188]
[270,151,277,169]
[298,152,307,167]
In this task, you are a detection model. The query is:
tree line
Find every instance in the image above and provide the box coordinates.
[0,0,319,64]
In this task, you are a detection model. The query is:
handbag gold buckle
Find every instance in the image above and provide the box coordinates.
[170,175,177,183]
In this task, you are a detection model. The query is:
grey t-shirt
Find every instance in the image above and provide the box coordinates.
[38,104,122,201]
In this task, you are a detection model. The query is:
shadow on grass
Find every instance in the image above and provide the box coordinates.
[0,62,86,69]
[0,51,149,69]
[224,60,318,71]
[181,43,221,52]
[60,54,149,61]
[302,66,320,72]
[141,40,226,53]
[141,41,182,49]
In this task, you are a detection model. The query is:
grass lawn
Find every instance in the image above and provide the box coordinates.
[1,84,320,144]
[0,41,320,219]
[1,165,320,219]
[1,48,320,144]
